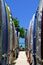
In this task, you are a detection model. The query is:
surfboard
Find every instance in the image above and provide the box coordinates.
[36,1,43,64]
[41,9,43,65]
[0,0,2,64]
[5,4,11,64]
[36,11,41,65]
[27,22,32,64]
[33,14,36,65]
[30,14,35,65]
[1,0,8,65]
[9,18,13,64]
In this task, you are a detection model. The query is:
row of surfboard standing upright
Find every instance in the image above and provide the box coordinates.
[0,0,19,65]
[25,0,43,65]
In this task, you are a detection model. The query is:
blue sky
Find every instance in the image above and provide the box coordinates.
[5,0,40,46]
[5,0,39,29]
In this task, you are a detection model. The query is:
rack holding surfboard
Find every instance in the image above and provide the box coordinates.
[0,0,19,65]
[25,1,43,65]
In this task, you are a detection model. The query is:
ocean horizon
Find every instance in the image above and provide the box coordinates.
[19,43,25,48]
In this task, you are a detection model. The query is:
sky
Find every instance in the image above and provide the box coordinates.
[5,0,40,29]
[5,0,40,47]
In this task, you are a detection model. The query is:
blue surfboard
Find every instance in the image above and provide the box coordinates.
[33,14,37,65]
[0,0,3,64]
[1,0,8,65]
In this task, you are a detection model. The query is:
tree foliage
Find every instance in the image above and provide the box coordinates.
[12,17,25,38]
[19,27,25,38]
[12,17,20,29]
